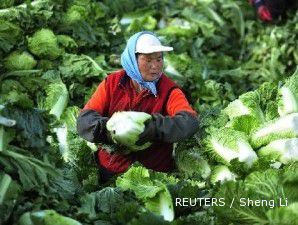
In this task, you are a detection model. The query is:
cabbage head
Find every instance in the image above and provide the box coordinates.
[210,165,237,184]
[250,113,298,148]
[27,29,62,60]
[106,111,152,151]
[204,128,258,168]
[277,68,298,116]
[62,5,89,25]
[258,138,298,164]
[4,51,36,71]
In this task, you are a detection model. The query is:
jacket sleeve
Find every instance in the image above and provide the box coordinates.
[166,88,197,117]
[76,109,110,143]
[83,79,108,114]
[137,88,199,144]
[76,80,111,143]
[137,111,199,144]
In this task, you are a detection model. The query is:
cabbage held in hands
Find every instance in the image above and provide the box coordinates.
[106,111,152,151]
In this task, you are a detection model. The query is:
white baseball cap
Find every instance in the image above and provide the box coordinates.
[135,33,173,54]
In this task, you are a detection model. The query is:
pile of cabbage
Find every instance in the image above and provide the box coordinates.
[201,68,298,183]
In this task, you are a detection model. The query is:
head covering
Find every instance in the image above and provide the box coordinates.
[120,31,173,96]
[135,33,173,53]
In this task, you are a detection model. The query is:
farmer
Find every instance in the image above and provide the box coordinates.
[249,0,297,22]
[77,31,199,181]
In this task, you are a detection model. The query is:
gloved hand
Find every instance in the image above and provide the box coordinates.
[136,111,199,145]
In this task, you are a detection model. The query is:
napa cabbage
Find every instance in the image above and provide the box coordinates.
[57,35,78,51]
[224,91,265,134]
[41,81,69,120]
[0,172,19,205]
[225,115,260,135]
[145,187,174,222]
[0,172,20,225]
[256,82,279,121]
[19,209,82,225]
[27,29,62,60]
[224,91,264,121]
[258,138,298,164]
[4,51,37,71]
[116,166,175,221]
[62,4,89,25]
[52,106,97,164]
[266,202,298,225]
[250,113,298,148]
[175,149,211,179]
[106,111,152,151]
[277,68,298,116]
[58,53,106,83]
[210,165,237,184]
[204,128,258,167]
[214,168,289,224]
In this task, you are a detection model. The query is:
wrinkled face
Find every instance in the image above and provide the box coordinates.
[137,52,163,82]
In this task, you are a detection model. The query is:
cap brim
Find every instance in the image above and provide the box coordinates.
[136,46,173,54]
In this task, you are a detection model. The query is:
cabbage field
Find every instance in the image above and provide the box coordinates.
[1,0,298,224]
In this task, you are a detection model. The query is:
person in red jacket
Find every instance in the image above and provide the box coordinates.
[77,31,199,181]
[249,0,296,22]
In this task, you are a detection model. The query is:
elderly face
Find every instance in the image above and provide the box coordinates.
[137,52,163,82]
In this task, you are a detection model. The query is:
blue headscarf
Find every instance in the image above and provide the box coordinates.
[121,31,160,96]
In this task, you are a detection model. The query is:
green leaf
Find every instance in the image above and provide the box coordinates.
[145,187,174,222]
[79,187,126,219]
[129,211,171,225]
[250,113,298,148]
[2,107,47,149]
[43,80,69,120]
[0,172,21,225]
[59,53,106,82]
[116,166,162,199]
[27,28,63,60]
[0,19,22,52]
[19,209,82,225]
[0,146,59,190]
[266,203,298,225]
